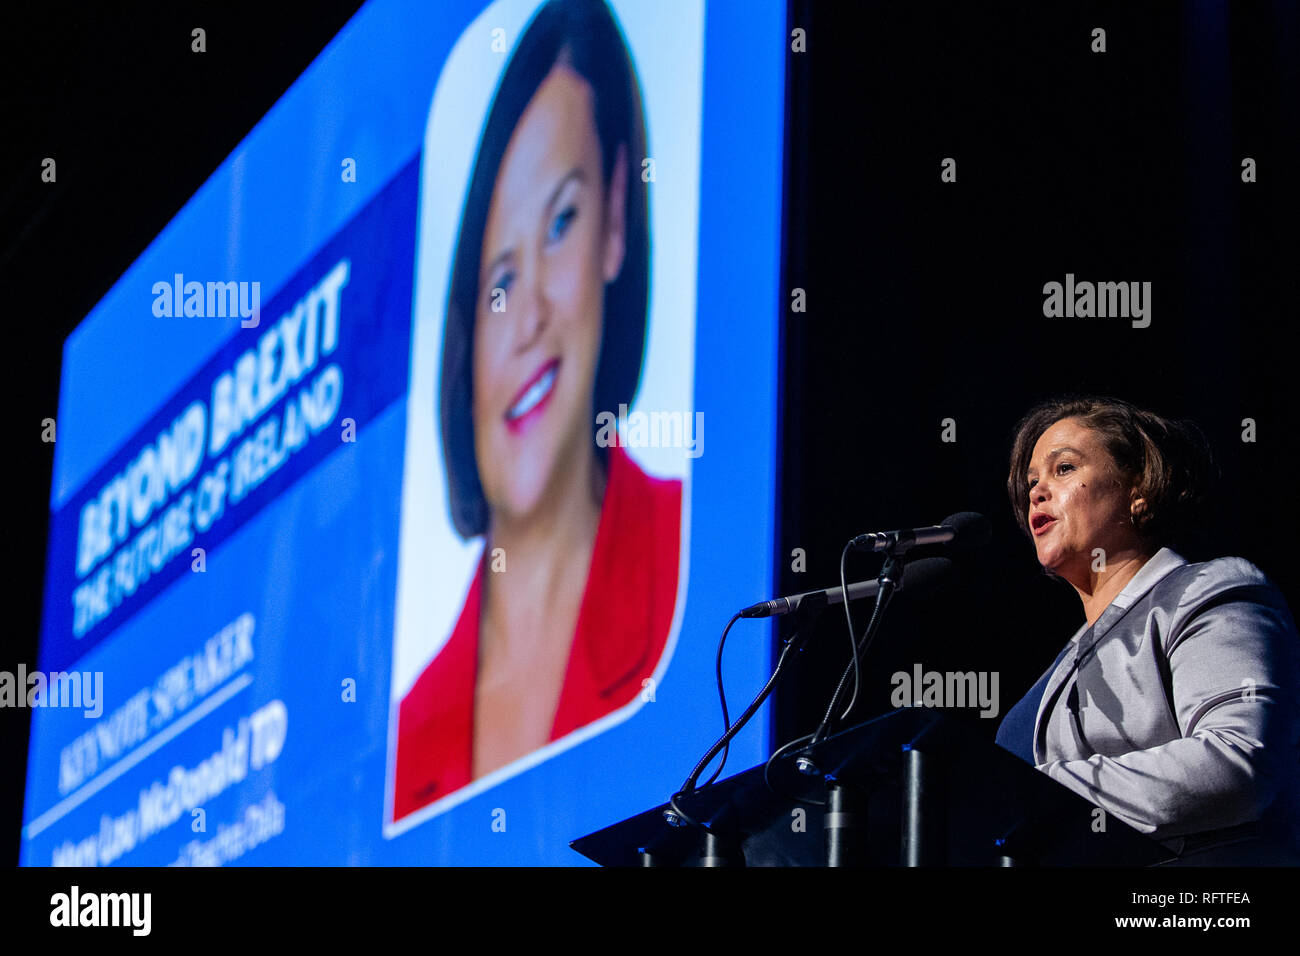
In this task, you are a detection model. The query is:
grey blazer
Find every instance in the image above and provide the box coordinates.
[1031,548,1300,859]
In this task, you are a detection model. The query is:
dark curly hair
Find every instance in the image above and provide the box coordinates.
[1007,395,1216,550]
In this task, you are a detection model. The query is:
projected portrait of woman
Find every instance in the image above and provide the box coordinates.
[393,0,681,821]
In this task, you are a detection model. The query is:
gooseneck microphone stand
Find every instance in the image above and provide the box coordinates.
[807,550,904,753]
[664,529,963,865]
[782,549,905,865]
[664,615,814,841]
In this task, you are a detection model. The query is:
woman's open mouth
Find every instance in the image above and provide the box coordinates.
[505,358,559,434]
[1031,513,1057,536]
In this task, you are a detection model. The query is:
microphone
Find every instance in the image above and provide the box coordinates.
[849,511,990,555]
[739,556,953,618]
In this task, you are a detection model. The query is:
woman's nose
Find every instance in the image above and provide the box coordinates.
[511,258,549,350]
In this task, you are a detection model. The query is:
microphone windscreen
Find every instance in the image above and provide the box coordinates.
[900,556,955,591]
[940,512,991,550]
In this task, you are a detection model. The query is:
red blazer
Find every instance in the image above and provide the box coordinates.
[393,444,682,822]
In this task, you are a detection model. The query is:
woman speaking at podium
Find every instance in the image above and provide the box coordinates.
[995,396,1300,864]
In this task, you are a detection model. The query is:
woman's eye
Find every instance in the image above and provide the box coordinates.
[1027,478,1037,490]
[547,205,576,243]
[1057,462,1074,475]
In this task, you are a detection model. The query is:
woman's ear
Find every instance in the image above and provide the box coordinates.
[602,141,629,283]
[1129,487,1148,523]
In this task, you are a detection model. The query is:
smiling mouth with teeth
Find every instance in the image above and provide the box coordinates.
[505,360,559,431]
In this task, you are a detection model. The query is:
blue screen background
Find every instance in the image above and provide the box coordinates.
[25,0,785,866]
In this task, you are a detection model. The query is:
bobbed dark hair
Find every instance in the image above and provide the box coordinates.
[1006,395,1216,551]
[439,0,650,539]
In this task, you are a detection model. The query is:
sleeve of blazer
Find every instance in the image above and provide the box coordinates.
[1037,559,1300,840]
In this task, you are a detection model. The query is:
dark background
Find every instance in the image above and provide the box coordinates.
[2,1,1297,869]
[771,0,1299,758]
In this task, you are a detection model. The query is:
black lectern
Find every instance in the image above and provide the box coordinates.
[571,708,1172,866]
